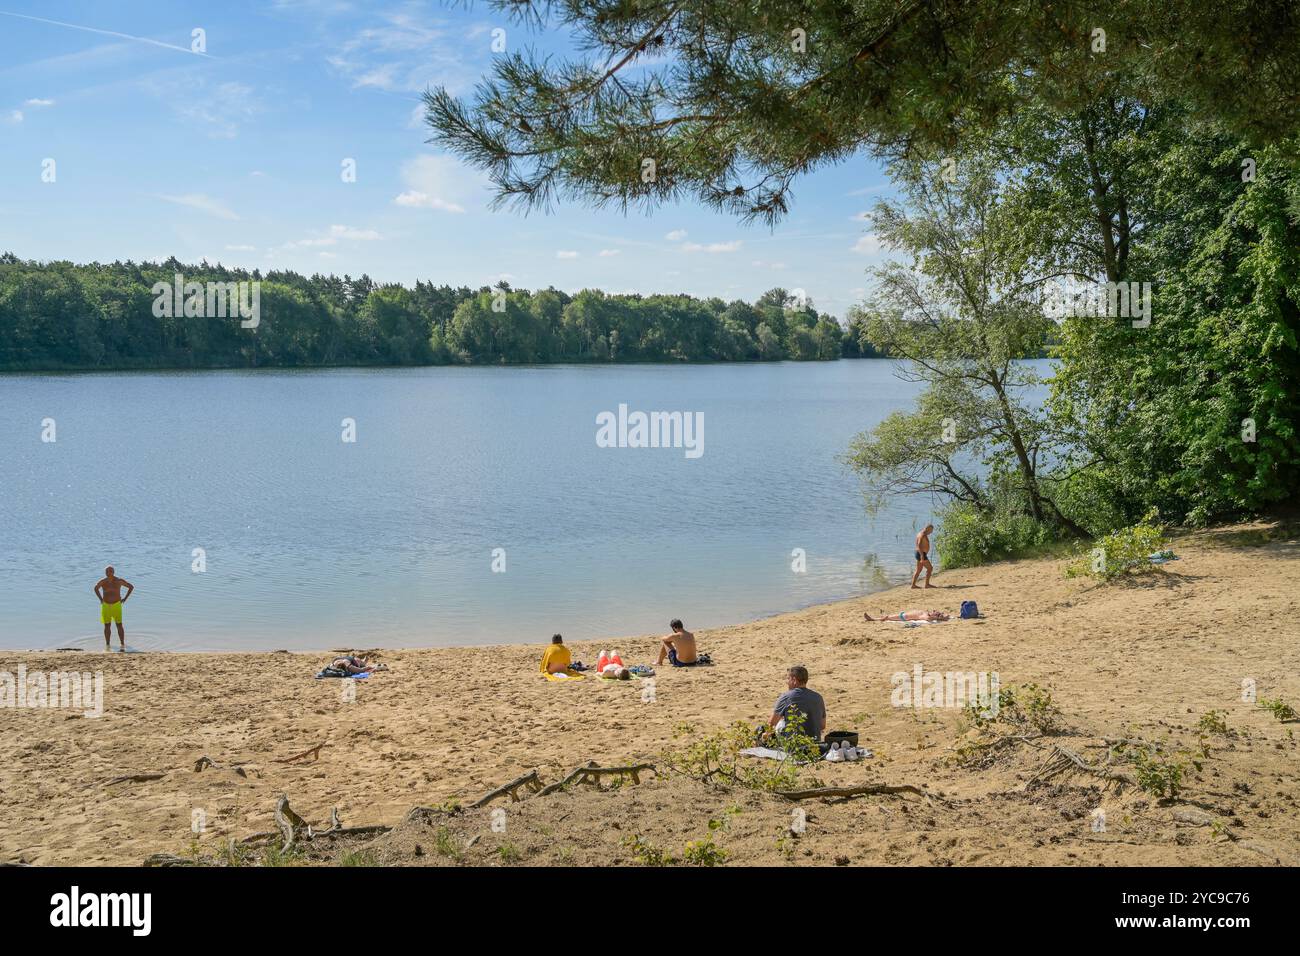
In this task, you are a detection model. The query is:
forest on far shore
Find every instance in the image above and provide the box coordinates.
[0,252,965,371]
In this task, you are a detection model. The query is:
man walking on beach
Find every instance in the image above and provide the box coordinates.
[94,566,134,651]
[912,524,935,589]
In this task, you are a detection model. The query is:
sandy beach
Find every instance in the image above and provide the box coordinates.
[2,521,1297,866]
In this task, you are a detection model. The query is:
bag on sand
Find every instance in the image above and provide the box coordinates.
[960,600,979,619]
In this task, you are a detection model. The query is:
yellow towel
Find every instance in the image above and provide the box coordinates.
[539,644,572,674]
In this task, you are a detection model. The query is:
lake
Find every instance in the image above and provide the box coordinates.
[0,361,998,651]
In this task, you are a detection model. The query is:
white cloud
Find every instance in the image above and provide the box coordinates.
[393,190,464,214]
[597,249,620,257]
[851,234,886,255]
[327,224,382,241]
[24,98,54,107]
[157,193,239,220]
[7,110,22,123]
[682,240,741,253]
[392,154,484,215]
[556,250,579,259]
[326,10,477,94]
[665,229,688,241]
[283,224,384,250]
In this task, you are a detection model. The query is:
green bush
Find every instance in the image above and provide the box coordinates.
[1047,469,1133,537]
[935,501,1054,569]
[1065,508,1166,580]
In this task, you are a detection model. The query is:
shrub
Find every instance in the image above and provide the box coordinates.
[1116,744,1197,801]
[936,501,1053,569]
[1198,710,1231,736]
[1065,508,1166,580]
[1259,698,1298,722]
[663,716,819,793]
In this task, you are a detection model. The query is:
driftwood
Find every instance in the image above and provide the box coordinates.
[1030,743,1135,788]
[190,756,251,777]
[775,783,940,804]
[467,763,658,806]
[275,743,326,764]
[241,800,393,851]
[537,763,657,797]
[105,772,166,787]
[468,770,542,808]
[144,853,196,867]
[275,794,310,850]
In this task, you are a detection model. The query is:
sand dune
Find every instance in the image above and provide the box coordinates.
[2,522,1297,866]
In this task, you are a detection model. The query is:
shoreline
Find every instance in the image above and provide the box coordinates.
[3,521,1297,866]
[8,575,904,657]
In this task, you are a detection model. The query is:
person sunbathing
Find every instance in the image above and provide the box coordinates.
[331,653,383,674]
[864,609,950,622]
[596,650,632,680]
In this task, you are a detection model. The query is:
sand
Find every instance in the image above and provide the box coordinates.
[2,522,1297,866]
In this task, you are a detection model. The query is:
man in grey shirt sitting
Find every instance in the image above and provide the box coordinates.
[767,665,827,742]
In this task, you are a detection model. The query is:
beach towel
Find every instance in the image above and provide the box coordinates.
[315,668,371,679]
[543,671,584,681]
[740,747,791,760]
[669,650,713,667]
[628,664,655,677]
[1147,550,1179,565]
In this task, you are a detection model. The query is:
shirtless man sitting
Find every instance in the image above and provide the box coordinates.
[864,609,950,622]
[93,566,134,651]
[912,524,935,588]
[655,619,699,667]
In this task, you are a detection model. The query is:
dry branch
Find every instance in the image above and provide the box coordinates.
[774,782,939,803]
[105,772,166,787]
[468,770,542,808]
[275,743,326,764]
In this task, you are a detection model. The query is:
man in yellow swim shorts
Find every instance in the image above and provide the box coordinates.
[94,566,134,651]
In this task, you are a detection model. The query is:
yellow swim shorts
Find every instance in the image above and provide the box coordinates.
[101,601,123,624]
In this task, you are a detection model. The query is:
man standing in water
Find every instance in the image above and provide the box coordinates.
[912,525,935,589]
[93,566,134,651]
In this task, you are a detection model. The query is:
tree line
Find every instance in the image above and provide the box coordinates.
[0,253,899,370]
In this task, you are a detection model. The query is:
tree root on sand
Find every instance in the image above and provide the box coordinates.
[774,783,941,804]
[468,763,658,807]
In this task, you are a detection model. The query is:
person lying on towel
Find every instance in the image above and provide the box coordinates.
[596,650,632,680]
[331,653,383,675]
[863,609,950,622]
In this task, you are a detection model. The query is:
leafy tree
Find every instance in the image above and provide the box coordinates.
[844,157,1084,535]
[424,1,1300,225]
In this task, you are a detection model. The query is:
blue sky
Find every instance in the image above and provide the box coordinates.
[0,0,893,317]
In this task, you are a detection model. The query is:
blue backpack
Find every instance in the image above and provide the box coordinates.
[960,600,979,619]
